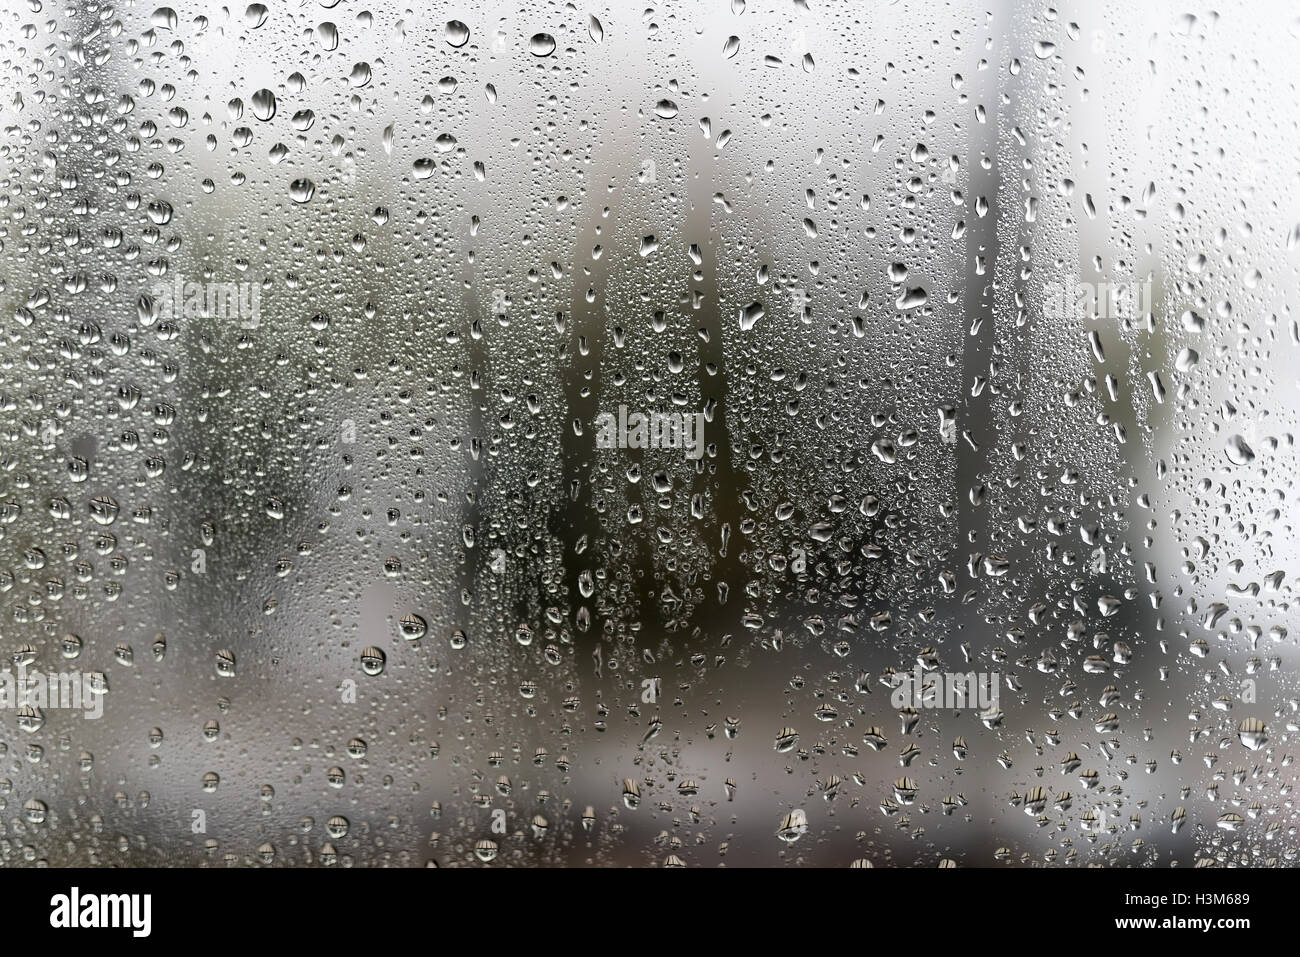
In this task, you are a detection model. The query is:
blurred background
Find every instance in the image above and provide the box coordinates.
[0,0,1296,866]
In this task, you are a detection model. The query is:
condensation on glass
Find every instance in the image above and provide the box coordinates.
[0,1,1295,867]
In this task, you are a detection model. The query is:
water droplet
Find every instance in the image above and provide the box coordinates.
[445,20,470,47]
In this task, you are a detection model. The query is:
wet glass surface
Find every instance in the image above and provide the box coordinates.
[0,1,1296,867]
